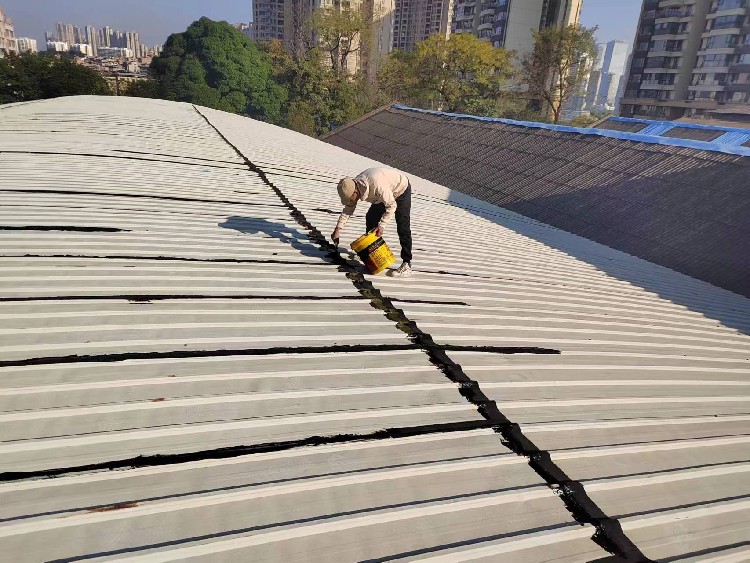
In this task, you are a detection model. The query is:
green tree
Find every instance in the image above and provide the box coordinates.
[521,24,598,124]
[0,53,110,104]
[148,18,287,122]
[378,33,515,114]
[309,5,370,75]
[122,79,159,98]
[260,38,364,137]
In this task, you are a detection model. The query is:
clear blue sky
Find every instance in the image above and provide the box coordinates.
[3,0,641,49]
[580,0,643,45]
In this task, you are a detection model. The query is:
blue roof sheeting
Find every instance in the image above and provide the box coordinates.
[606,116,750,147]
[391,105,750,157]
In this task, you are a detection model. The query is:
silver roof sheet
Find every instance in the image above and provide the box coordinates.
[1,96,749,562]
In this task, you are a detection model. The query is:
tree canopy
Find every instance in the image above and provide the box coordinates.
[378,33,515,114]
[0,53,110,104]
[522,24,598,123]
[150,18,287,122]
[261,39,366,137]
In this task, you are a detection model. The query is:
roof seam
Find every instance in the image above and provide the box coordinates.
[193,106,653,563]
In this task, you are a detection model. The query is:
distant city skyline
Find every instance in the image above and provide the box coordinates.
[2,0,641,50]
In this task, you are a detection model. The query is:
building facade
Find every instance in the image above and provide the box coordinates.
[392,0,453,51]
[17,37,38,53]
[253,0,286,40]
[621,0,750,120]
[584,40,630,110]
[86,26,98,56]
[452,0,582,60]
[0,7,18,56]
[253,0,394,75]
[46,41,70,53]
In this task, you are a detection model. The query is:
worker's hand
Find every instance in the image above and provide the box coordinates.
[331,228,341,246]
[373,225,384,237]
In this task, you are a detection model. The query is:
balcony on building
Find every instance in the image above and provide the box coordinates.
[648,38,686,56]
[654,5,694,23]
[708,0,747,14]
[658,0,690,6]
[652,21,689,37]
[703,14,745,35]
[639,72,679,88]
[480,4,496,16]
[645,56,682,71]
[730,51,750,71]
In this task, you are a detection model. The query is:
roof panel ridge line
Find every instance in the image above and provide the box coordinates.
[389,105,750,158]
[191,107,653,563]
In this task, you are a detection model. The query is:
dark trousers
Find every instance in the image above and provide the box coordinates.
[366,184,413,263]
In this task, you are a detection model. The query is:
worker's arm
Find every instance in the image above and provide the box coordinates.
[331,202,357,244]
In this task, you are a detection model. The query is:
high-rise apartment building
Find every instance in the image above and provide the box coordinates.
[584,40,630,110]
[17,37,38,53]
[46,41,69,53]
[86,25,98,56]
[254,0,286,40]
[452,0,582,60]
[56,22,75,45]
[1,7,18,55]
[621,0,750,120]
[254,0,393,75]
[392,0,452,51]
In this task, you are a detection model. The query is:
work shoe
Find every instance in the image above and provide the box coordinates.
[388,262,412,278]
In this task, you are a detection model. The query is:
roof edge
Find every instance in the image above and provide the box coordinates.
[391,104,750,157]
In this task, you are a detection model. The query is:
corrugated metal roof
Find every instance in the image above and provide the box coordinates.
[2,96,750,562]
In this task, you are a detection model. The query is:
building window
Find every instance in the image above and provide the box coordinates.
[702,34,740,49]
[711,0,746,12]
[707,15,745,30]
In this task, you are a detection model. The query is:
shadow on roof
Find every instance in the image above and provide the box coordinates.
[219,216,322,259]
[444,187,750,336]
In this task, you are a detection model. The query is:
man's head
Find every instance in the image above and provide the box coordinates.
[338,178,359,206]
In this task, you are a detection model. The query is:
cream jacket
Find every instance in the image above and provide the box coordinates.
[336,167,409,230]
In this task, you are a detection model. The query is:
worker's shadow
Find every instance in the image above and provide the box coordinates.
[219,216,323,258]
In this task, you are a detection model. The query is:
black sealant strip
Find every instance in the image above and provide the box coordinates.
[0,226,128,233]
[1,189,286,209]
[0,294,364,304]
[0,420,495,482]
[17,253,333,266]
[0,343,554,368]
[192,106,652,561]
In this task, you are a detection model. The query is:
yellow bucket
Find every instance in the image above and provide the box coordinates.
[351,232,396,275]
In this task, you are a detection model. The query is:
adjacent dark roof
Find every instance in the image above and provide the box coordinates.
[323,105,750,298]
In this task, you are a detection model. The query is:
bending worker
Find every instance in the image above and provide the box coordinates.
[332,167,413,278]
